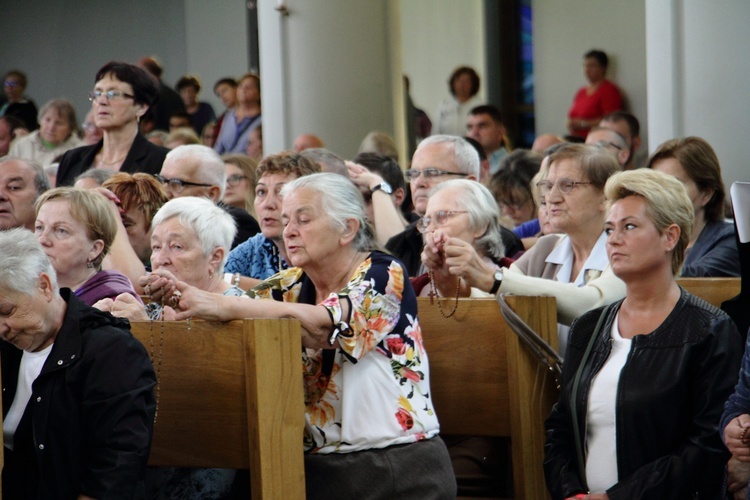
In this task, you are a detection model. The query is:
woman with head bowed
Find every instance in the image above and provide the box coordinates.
[544,169,742,499]
[56,61,170,186]
[649,136,739,277]
[0,228,155,498]
[144,173,456,499]
[9,99,83,167]
[34,187,141,306]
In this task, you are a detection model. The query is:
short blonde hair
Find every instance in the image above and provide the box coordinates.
[604,169,694,275]
[34,187,117,268]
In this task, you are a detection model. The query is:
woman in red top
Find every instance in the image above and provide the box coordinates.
[567,50,623,139]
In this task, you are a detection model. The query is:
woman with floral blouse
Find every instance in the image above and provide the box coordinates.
[143,173,456,498]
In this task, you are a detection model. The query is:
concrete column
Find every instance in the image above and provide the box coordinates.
[257,0,399,159]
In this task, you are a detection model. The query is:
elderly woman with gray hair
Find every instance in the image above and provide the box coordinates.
[0,228,155,498]
[416,179,511,299]
[9,99,84,167]
[95,195,241,498]
[144,172,456,498]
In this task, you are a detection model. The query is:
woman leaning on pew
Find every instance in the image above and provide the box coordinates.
[543,169,742,499]
[142,173,456,499]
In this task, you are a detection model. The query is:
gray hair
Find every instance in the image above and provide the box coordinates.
[151,197,237,274]
[0,228,58,295]
[74,167,113,187]
[281,172,377,252]
[0,155,49,197]
[417,135,480,177]
[298,148,349,178]
[429,179,505,261]
[38,99,79,139]
[165,144,227,198]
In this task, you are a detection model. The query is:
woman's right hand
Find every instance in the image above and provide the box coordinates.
[168,280,228,322]
[725,414,750,459]
[139,270,179,304]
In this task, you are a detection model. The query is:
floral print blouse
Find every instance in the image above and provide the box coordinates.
[248,251,441,453]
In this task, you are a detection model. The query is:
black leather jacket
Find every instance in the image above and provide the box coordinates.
[544,289,742,499]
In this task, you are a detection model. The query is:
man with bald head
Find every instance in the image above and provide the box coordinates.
[293,133,325,152]
[157,144,258,248]
[0,156,49,230]
[385,135,522,276]
[585,126,629,168]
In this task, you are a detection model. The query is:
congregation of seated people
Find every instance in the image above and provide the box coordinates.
[1,55,748,500]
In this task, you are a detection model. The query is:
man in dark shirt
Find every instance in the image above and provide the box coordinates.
[157,144,259,249]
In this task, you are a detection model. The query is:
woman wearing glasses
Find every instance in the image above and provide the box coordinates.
[221,153,258,217]
[56,61,169,187]
[442,144,625,355]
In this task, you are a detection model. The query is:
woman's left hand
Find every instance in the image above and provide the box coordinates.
[168,280,227,322]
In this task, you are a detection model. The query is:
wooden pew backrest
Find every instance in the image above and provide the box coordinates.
[129,318,305,499]
[418,296,558,500]
[677,277,740,308]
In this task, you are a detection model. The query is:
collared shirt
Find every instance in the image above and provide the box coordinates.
[546,232,609,286]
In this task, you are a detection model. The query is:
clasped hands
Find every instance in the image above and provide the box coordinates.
[725,414,750,497]
[421,230,495,295]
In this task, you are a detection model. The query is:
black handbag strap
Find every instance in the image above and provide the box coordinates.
[570,303,614,489]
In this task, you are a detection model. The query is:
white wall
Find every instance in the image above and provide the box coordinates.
[646,0,750,189]
[257,0,394,158]
[184,0,250,112]
[0,0,247,129]
[533,0,647,162]
[399,0,486,126]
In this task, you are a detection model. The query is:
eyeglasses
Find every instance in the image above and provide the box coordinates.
[226,174,247,187]
[416,210,469,233]
[88,90,135,102]
[3,81,20,88]
[155,174,213,193]
[592,140,623,151]
[536,178,593,195]
[404,168,469,182]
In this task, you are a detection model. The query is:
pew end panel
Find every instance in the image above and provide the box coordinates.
[418,296,558,500]
[129,318,306,500]
[676,277,740,308]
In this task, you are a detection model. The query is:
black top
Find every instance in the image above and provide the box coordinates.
[2,100,38,131]
[218,201,261,249]
[153,82,186,132]
[56,132,169,186]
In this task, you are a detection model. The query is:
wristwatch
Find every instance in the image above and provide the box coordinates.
[370,181,393,195]
[489,268,503,295]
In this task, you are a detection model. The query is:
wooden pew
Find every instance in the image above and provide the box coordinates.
[677,277,741,308]
[129,318,306,500]
[418,296,559,500]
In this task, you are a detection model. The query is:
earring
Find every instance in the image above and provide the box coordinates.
[209,270,213,280]
[87,260,94,269]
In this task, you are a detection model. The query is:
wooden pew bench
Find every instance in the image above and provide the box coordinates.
[128,296,560,499]
[129,318,306,499]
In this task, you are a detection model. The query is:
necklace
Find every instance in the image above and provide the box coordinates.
[428,269,461,318]
[97,151,127,166]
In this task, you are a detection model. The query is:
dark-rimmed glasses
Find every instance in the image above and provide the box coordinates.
[536,178,592,196]
[416,210,469,233]
[404,168,469,182]
[226,174,247,187]
[155,174,213,193]
[88,90,135,102]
